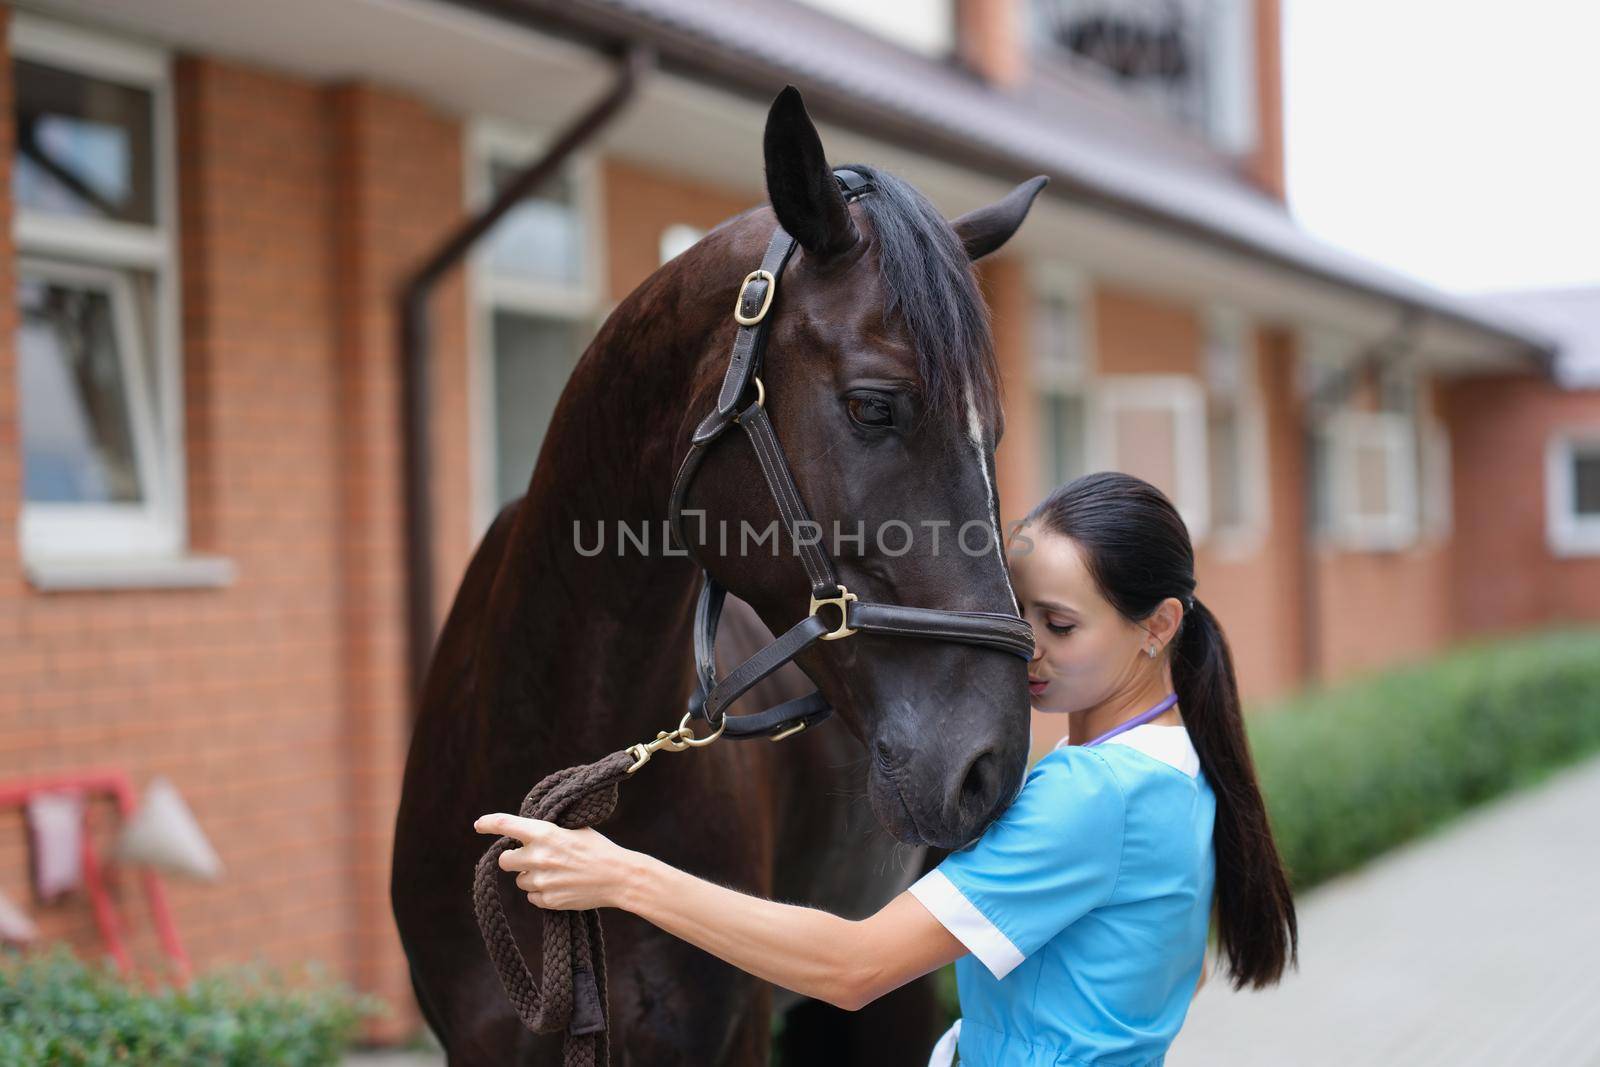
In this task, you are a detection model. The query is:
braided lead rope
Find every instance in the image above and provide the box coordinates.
[473,748,636,1067]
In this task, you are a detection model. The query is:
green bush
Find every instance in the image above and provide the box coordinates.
[0,945,386,1066]
[1250,628,1600,890]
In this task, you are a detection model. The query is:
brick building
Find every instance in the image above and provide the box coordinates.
[2,0,1595,1042]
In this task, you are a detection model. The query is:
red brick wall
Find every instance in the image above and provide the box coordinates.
[1312,543,1454,678]
[984,256,1042,531]
[600,157,753,302]
[956,0,1024,87]
[0,10,17,610]
[326,80,468,1035]
[1443,374,1600,633]
[1093,284,1201,377]
[0,36,468,1040]
[1246,0,1286,200]
[0,48,349,989]
[1196,327,1308,699]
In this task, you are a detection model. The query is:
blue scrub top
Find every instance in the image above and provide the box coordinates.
[908,724,1216,1067]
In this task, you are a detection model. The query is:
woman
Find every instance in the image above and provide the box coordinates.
[475,472,1298,1065]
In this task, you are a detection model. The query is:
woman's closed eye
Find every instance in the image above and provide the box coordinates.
[1046,620,1075,636]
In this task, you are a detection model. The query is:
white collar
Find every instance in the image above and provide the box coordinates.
[1054,723,1201,778]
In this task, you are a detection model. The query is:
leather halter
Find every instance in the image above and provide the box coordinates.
[665,169,1035,742]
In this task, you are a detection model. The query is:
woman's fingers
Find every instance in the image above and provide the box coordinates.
[472,815,617,912]
[474,813,552,844]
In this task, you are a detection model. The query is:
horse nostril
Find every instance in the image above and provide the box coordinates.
[959,750,998,817]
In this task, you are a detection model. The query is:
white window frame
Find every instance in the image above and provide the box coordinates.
[1094,374,1210,541]
[465,120,605,536]
[17,257,167,554]
[1322,410,1420,552]
[1030,262,1097,498]
[12,14,189,570]
[1202,306,1267,556]
[1546,431,1600,557]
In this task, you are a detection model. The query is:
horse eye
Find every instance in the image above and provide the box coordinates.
[847,395,894,428]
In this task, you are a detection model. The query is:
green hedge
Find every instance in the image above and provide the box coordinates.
[1250,628,1600,890]
[0,946,385,1066]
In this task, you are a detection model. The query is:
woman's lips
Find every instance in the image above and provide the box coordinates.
[1028,677,1048,697]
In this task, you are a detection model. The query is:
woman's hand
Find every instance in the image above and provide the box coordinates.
[473,813,633,912]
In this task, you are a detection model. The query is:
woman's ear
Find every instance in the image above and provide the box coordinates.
[950,176,1049,261]
[1139,598,1190,655]
[763,86,859,256]
[1147,597,1186,654]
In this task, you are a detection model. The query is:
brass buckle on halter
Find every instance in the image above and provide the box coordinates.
[769,721,810,742]
[734,269,776,326]
[809,586,858,641]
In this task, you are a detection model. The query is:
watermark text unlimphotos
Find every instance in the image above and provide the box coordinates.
[572,513,1036,558]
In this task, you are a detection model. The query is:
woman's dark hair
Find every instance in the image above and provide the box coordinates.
[1025,470,1298,989]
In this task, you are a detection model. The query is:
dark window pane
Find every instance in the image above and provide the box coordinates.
[1574,450,1600,517]
[1033,295,1084,381]
[1032,0,1202,127]
[18,272,144,504]
[1208,404,1244,529]
[493,311,584,505]
[13,59,155,226]
[1041,392,1088,490]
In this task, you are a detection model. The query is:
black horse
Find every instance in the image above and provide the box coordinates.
[391,87,1044,1064]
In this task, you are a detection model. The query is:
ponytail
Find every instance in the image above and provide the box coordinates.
[1173,598,1298,989]
[1026,472,1298,991]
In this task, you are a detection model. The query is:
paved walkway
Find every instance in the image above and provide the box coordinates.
[1170,754,1600,1066]
[343,1048,442,1067]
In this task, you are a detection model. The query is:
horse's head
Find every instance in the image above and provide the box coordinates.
[674,88,1045,848]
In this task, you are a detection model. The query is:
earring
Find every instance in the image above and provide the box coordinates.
[1147,644,1158,658]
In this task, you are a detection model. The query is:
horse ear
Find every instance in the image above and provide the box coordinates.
[763,86,859,256]
[951,176,1050,261]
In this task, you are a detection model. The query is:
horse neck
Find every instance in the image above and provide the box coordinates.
[473,260,720,758]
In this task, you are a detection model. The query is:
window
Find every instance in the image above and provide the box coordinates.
[468,123,602,533]
[1320,411,1419,551]
[1302,332,1428,552]
[1547,433,1600,556]
[1202,307,1264,547]
[1029,0,1257,152]
[13,16,185,566]
[1096,375,1209,539]
[1033,274,1094,495]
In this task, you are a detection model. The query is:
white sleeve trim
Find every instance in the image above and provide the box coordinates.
[907,868,1025,980]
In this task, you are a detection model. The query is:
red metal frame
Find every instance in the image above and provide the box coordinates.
[0,769,191,983]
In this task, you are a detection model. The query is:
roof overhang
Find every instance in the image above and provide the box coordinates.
[23,0,1560,376]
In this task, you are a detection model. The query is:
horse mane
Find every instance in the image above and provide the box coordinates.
[842,163,1004,432]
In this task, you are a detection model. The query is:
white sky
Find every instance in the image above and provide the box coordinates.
[1284,0,1600,295]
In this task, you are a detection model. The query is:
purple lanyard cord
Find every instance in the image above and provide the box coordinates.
[1084,692,1179,747]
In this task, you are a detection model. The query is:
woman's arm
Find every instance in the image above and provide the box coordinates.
[622,851,966,1011]
[474,813,966,1012]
